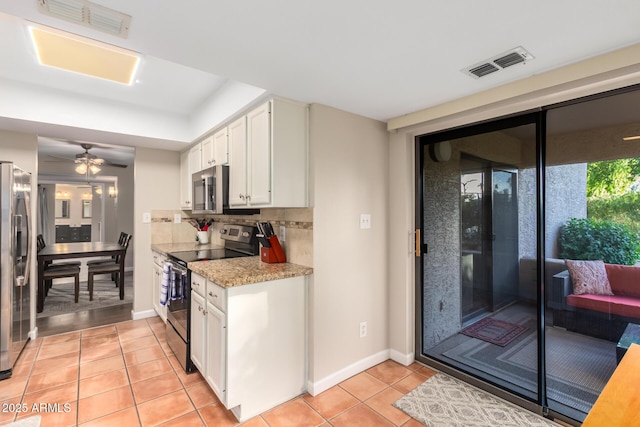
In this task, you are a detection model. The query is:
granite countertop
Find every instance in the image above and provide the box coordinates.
[188,256,313,288]
[151,242,223,256]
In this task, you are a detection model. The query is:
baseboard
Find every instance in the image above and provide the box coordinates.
[131,309,157,320]
[307,349,390,396]
[389,349,414,366]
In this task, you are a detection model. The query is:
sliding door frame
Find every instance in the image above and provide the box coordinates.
[414,111,549,415]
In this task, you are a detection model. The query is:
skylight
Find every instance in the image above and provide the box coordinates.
[29,25,140,85]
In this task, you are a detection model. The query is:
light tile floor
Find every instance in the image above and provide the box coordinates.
[0,317,435,426]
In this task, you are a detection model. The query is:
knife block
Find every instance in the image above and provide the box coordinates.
[260,235,286,263]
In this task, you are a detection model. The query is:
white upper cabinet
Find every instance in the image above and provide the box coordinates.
[179,150,191,209]
[189,144,202,175]
[201,135,215,168]
[213,128,229,165]
[202,129,229,168]
[228,116,247,207]
[246,102,271,205]
[179,144,203,210]
[229,98,308,208]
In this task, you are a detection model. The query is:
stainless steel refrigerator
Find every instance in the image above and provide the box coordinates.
[0,161,32,380]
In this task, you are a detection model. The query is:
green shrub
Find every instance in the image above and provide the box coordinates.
[588,192,640,236]
[558,218,640,265]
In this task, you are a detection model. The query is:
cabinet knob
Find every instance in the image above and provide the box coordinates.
[208,291,217,298]
[245,194,251,201]
[239,194,245,200]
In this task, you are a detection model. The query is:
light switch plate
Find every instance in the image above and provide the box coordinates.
[360,214,371,229]
[142,212,151,224]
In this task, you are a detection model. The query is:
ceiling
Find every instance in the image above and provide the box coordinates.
[0,1,640,162]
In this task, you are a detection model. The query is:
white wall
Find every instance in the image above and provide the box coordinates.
[0,131,39,335]
[308,104,389,393]
[132,147,180,317]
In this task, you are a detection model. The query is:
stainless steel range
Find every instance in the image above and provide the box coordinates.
[165,224,259,372]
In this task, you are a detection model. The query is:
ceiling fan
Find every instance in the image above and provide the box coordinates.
[47,142,128,175]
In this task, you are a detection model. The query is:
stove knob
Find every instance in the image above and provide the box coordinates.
[241,231,250,238]
[220,228,227,234]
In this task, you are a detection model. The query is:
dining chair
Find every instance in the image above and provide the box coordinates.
[37,234,81,268]
[37,236,81,302]
[86,232,128,268]
[87,233,132,300]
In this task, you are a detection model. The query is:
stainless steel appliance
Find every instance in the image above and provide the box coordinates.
[165,224,259,372]
[0,162,32,380]
[192,165,228,215]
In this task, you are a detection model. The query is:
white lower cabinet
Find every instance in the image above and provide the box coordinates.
[190,290,206,372]
[205,301,226,401]
[189,272,306,422]
[152,251,166,322]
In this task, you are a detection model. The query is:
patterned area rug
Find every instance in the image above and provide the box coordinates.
[37,273,133,318]
[460,317,527,346]
[443,317,616,413]
[394,373,558,427]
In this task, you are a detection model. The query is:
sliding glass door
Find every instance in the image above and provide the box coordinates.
[417,115,540,403]
[416,86,640,423]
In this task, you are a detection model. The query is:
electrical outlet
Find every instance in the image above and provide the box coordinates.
[174,213,181,224]
[359,214,371,229]
[279,225,286,242]
[142,212,151,224]
[359,321,367,338]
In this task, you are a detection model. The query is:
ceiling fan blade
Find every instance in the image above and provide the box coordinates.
[104,160,128,168]
[47,155,75,162]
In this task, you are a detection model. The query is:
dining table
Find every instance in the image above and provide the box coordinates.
[37,241,126,313]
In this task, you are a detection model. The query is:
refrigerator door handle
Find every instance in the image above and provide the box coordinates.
[16,187,32,288]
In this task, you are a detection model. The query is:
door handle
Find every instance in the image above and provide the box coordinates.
[415,229,421,257]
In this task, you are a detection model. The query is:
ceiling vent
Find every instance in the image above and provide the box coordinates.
[37,0,131,38]
[463,46,534,79]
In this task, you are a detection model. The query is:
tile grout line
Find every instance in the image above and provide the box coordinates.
[116,321,143,427]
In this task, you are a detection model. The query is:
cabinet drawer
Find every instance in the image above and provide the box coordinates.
[152,251,166,267]
[191,272,206,297]
[206,281,226,313]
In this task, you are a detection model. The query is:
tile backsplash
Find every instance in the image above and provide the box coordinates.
[150,208,313,267]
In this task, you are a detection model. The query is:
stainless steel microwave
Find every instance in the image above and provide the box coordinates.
[192,165,229,214]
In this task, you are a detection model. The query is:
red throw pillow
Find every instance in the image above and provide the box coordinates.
[565,260,614,296]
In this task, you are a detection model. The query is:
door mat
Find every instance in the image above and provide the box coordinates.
[460,317,527,346]
[393,373,558,427]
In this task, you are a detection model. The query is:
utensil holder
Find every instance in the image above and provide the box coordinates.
[260,235,286,263]
[197,231,209,245]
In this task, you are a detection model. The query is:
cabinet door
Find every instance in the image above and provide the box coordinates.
[189,144,203,175]
[213,128,229,165]
[180,150,191,209]
[228,116,247,207]
[190,291,206,372]
[152,262,166,321]
[201,135,215,168]
[247,101,271,205]
[205,301,226,403]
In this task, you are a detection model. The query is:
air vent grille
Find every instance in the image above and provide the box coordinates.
[494,52,526,69]
[468,63,499,78]
[38,0,131,38]
[463,46,534,79]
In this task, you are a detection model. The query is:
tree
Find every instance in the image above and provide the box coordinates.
[587,158,640,197]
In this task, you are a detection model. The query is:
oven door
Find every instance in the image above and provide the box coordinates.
[165,263,194,372]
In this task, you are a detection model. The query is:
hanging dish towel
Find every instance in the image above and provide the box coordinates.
[160,262,173,306]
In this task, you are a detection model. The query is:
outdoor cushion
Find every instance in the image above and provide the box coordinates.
[566,260,614,296]
[604,263,640,298]
[567,294,640,318]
